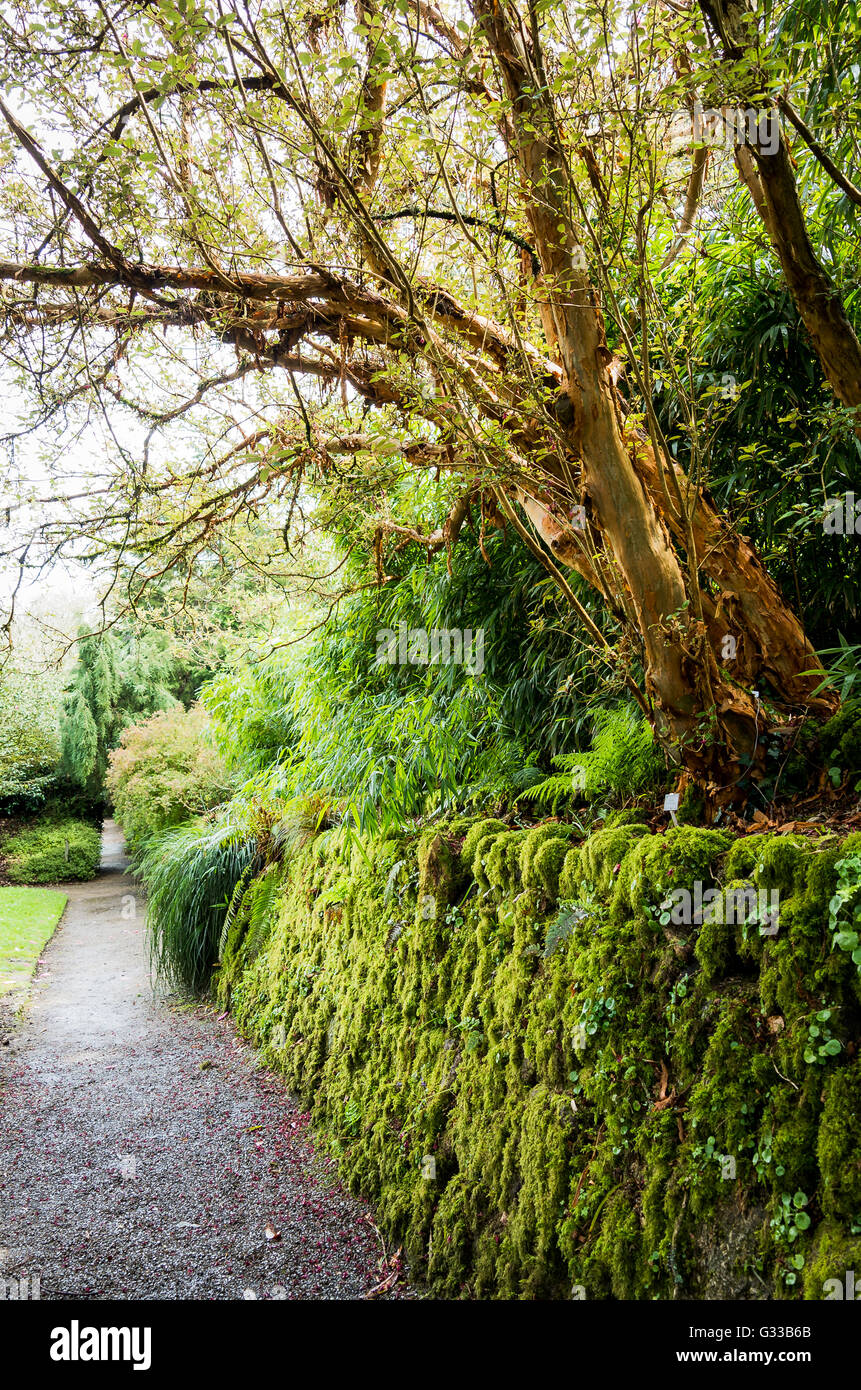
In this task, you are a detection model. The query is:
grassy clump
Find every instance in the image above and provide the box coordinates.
[1,817,101,883]
[137,815,261,994]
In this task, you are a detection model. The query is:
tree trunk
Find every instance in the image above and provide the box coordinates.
[702,0,861,413]
[472,0,833,782]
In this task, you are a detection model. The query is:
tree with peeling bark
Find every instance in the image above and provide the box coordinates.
[0,0,858,795]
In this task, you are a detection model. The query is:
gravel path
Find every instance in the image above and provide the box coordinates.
[0,822,407,1300]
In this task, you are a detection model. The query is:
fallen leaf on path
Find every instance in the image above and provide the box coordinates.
[364,1268,399,1299]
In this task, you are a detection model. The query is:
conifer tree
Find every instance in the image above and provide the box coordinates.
[59,628,121,796]
[60,627,179,797]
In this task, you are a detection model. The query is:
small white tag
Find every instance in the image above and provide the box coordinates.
[663,793,680,812]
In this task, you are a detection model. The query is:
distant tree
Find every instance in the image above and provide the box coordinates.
[59,626,179,797]
[59,629,119,796]
[0,665,63,808]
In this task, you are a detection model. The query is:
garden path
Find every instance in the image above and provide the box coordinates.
[0,822,404,1299]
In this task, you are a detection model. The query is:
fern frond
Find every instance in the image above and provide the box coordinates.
[245,865,281,960]
[218,864,253,962]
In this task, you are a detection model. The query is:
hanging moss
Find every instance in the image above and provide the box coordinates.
[558,844,582,899]
[417,829,456,918]
[817,1063,861,1223]
[220,817,861,1299]
[518,823,575,895]
[529,840,566,900]
[460,818,508,874]
[576,823,649,899]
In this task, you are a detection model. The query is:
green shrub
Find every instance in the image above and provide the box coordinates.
[2,817,101,883]
[106,705,230,847]
[820,699,861,790]
[527,706,665,809]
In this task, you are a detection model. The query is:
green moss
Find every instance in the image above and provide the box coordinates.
[626,824,730,897]
[519,823,575,896]
[577,823,649,900]
[418,829,456,917]
[818,1062,861,1223]
[723,833,811,898]
[460,818,507,872]
[484,829,528,897]
[529,838,571,900]
[676,782,706,826]
[803,1219,861,1299]
[771,1096,819,1193]
[558,845,581,899]
[694,908,734,982]
[217,814,861,1300]
[601,808,650,829]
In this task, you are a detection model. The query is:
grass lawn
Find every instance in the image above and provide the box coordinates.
[0,886,67,997]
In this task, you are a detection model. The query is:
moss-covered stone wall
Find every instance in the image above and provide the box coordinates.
[217,815,861,1299]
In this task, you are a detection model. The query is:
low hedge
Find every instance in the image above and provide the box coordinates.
[2,817,102,883]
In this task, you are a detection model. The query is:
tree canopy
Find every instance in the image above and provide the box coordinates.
[2,0,861,794]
